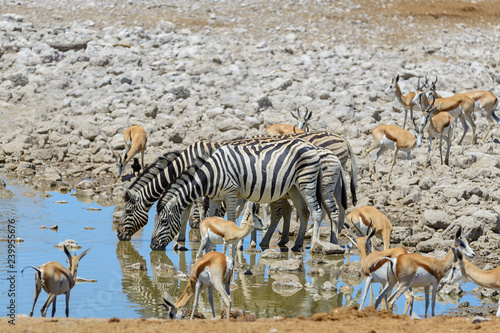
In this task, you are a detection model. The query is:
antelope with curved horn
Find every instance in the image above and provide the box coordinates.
[443,248,500,317]
[265,106,312,136]
[365,124,417,184]
[346,206,393,251]
[385,75,424,130]
[415,97,455,169]
[112,125,147,177]
[160,251,233,320]
[21,245,91,317]
[413,83,476,145]
[344,223,412,313]
[374,227,475,317]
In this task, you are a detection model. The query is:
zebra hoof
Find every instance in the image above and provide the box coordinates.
[173,243,189,252]
[290,245,303,252]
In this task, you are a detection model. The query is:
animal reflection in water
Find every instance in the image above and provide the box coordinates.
[115,238,354,319]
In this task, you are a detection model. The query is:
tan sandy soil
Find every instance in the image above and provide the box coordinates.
[3,307,500,332]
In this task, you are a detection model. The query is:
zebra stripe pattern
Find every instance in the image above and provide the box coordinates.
[259,147,348,249]
[150,138,324,251]
[117,131,356,241]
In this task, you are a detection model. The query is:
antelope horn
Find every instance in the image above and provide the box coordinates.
[366,218,373,236]
[296,106,302,119]
[290,109,298,119]
[351,217,363,236]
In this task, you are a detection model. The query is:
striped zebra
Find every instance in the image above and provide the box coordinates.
[150,138,325,251]
[260,147,348,248]
[117,132,357,242]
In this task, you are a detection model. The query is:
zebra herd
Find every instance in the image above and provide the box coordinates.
[116,131,357,253]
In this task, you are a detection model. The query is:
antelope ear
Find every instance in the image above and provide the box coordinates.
[395,74,400,82]
[455,226,462,239]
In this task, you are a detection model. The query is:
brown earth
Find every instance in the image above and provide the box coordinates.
[3,306,500,332]
[2,0,500,331]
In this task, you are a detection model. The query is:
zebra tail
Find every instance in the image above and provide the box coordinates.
[339,165,348,210]
[346,139,358,206]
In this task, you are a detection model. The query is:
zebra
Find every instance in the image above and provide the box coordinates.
[150,138,325,251]
[116,131,357,243]
[260,147,348,248]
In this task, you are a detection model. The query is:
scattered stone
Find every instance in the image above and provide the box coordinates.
[268,259,303,273]
[76,277,97,283]
[260,249,286,259]
[0,189,14,198]
[55,239,81,249]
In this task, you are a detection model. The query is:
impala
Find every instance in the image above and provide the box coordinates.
[365,124,417,184]
[344,224,412,313]
[457,91,499,142]
[196,202,264,259]
[385,75,423,130]
[21,245,91,317]
[265,106,312,135]
[422,76,500,142]
[414,89,475,145]
[346,206,393,250]
[374,227,475,317]
[160,251,233,320]
[415,98,455,169]
[443,248,500,317]
[113,125,147,177]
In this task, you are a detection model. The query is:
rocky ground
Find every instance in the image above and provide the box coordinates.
[1,0,500,326]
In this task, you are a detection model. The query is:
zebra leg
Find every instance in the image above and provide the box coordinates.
[176,203,192,243]
[278,199,292,247]
[287,188,311,252]
[259,201,281,250]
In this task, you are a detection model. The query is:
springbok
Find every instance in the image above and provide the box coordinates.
[457,91,499,142]
[344,224,412,313]
[21,245,91,317]
[160,251,233,319]
[413,88,476,145]
[415,97,455,169]
[265,106,312,135]
[196,202,264,259]
[443,248,500,317]
[385,75,422,130]
[346,206,393,251]
[365,124,417,184]
[113,125,147,177]
[374,227,475,317]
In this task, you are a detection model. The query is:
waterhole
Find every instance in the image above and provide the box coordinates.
[0,177,485,319]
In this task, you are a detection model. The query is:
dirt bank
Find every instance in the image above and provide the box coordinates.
[3,307,500,332]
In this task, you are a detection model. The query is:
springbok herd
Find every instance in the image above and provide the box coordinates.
[25,75,500,319]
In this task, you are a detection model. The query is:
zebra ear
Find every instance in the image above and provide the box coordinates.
[125,187,139,201]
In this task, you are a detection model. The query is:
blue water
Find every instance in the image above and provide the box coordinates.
[0,176,484,319]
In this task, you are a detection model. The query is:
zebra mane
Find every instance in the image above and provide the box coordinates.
[157,154,210,211]
[126,151,182,197]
